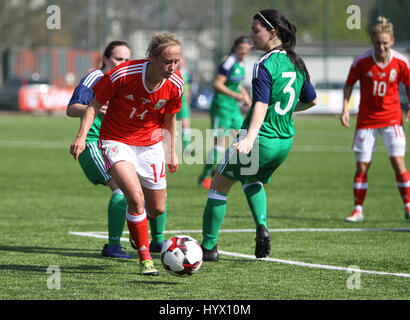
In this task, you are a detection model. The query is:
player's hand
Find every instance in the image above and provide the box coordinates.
[70,138,86,161]
[166,151,178,173]
[99,104,108,115]
[405,108,410,124]
[235,92,246,103]
[233,136,253,155]
[243,94,251,109]
[340,111,350,127]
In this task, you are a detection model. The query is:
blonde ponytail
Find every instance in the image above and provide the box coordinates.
[372,16,394,37]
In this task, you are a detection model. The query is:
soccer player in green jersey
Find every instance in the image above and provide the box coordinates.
[201,9,317,261]
[198,36,252,189]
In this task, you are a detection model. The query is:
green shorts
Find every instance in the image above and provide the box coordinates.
[78,141,111,185]
[210,108,243,137]
[217,134,293,185]
[176,101,190,120]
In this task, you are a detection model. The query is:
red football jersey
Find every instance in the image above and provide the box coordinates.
[346,49,410,129]
[93,59,183,146]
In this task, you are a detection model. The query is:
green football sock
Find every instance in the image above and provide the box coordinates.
[243,182,267,229]
[182,128,191,149]
[107,191,128,247]
[149,203,167,245]
[202,190,227,250]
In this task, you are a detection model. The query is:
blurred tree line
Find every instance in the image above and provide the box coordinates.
[0,0,408,83]
[1,0,408,51]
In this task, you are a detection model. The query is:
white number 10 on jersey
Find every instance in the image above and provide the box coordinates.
[373,80,387,97]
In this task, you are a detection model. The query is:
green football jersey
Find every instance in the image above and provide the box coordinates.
[181,69,191,109]
[86,113,103,143]
[68,69,105,144]
[242,50,305,138]
[211,54,246,113]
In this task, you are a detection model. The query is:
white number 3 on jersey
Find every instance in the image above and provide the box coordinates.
[275,72,296,116]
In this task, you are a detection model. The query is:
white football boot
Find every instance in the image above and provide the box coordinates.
[345,209,364,222]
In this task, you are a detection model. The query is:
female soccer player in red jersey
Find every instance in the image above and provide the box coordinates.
[341,17,410,222]
[67,41,132,259]
[70,33,184,275]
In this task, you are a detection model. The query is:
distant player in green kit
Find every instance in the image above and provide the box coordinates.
[198,36,252,189]
[177,55,194,156]
[200,10,317,261]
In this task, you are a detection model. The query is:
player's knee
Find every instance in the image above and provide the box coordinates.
[356,161,371,173]
[127,190,145,211]
[147,204,166,218]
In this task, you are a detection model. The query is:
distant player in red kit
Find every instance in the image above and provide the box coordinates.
[70,33,184,275]
[340,17,410,222]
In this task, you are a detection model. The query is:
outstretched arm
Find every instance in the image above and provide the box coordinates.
[67,103,108,117]
[70,97,103,160]
[233,101,268,155]
[164,112,178,173]
[340,84,354,127]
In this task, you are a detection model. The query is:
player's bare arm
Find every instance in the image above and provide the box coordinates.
[240,86,252,109]
[67,103,88,117]
[294,98,317,112]
[234,101,268,154]
[163,112,178,173]
[213,74,245,102]
[67,103,108,118]
[70,97,103,160]
[406,86,410,123]
[340,84,354,127]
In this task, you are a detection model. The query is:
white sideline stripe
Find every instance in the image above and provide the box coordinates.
[69,228,410,279]
[218,250,410,278]
[70,227,410,237]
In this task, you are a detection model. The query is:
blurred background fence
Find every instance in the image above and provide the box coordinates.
[0,0,408,112]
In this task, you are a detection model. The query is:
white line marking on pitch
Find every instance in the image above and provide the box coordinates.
[69,228,410,279]
[70,227,410,236]
[218,250,410,278]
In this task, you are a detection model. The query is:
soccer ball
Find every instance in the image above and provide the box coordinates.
[160,235,203,277]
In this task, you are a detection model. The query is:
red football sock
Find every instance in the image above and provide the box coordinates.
[126,210,152,262]
[396,170,410,208]
[353,172,368,210]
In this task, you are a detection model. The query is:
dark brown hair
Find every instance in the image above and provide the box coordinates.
[101,40,130,69]
[254,9,309,78]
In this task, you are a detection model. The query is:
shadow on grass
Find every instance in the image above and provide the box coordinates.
[130,280,181,286]
[0,245,138,261]
[0,264,108,274]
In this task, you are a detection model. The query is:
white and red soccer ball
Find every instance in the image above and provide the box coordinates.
[160,235,203,277]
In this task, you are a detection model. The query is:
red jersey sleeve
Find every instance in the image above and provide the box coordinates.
[346,63,360,86]
[165,95,182,114]
[398,60,410,88]
[92,74,115,105]
[165,72,184,114]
